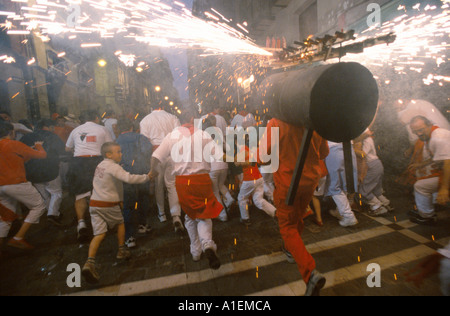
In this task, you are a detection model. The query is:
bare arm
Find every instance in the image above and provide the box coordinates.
[437,159,450,205]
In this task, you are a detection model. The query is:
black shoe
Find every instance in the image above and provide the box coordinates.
[205,248,221,270]
[305,270,326,296]
[409,213,437,225]
[174,220,185,234]
[240,218,251,226]
[408,209,419,217]
[48,215,63,227]
[77,227,90,243]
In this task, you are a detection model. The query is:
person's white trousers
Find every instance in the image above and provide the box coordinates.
[184,214,216,259]
[210,169,234,221]
[414,177,439,218]
[0,182,46,238]
[34,176,63,217]
[238,178,276,220]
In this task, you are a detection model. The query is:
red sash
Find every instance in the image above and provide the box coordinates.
[89,200,121,208]
[0,202,17,222]
[175,174,223,220]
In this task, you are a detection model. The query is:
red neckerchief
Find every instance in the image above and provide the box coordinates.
[239,111,248,117]
[411,126,441,180]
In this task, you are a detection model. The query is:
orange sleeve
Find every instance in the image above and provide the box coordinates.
[18,142,47,162]
[318,137,329,161]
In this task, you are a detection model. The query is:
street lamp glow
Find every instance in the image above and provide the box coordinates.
[155,86,161,92]
[237,77,243,84]
[97,59,107,67]
[136,67,143,72]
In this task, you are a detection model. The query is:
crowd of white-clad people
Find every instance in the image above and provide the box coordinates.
[0,99,448,294]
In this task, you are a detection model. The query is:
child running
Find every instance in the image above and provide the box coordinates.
[82,142,152,284]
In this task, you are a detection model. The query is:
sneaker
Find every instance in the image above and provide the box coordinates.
[117,246,131,260]
[138,224,152,234]
[125,237,136,248]
[304,270,326,296]
[240,218,252,226]
[205,248,221,270]
[329,209,342,220]
[173,217,185,233]
[82,260,99,284]
[339,216,358,227]
[281,245,295,264]
[77,228,90,243]
[367,206,388,217]
[409,213,437,226]
[158,214,167,223]
[47,215,63,227]
[7,238,34,250]
[192,253,201,262]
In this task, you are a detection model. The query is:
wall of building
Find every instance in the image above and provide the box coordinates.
[264,0,392,45]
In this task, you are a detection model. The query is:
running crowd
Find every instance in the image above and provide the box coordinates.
[0,103,449,295]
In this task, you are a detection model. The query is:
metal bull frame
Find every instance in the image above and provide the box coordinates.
[258,31,396,205]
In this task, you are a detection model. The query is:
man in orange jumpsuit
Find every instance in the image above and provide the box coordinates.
[263,118,329,296]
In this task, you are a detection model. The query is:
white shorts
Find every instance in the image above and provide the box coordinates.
[90,205,124,236]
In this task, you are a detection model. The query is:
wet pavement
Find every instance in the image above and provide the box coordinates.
[0,175,448,296]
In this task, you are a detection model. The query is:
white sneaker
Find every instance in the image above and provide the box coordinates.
[138,224,152,234]
[125,237,136,248]
[158,214,167,223]
[367,206,388,217]
[339,216,358,227]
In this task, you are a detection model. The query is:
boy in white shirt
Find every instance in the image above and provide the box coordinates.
[82,142,153,284]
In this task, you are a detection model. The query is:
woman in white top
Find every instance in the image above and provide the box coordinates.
[354,129,393,217]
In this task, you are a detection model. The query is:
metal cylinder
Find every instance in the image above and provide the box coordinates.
[259,62,379,142]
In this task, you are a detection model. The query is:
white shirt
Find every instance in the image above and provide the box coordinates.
[362,137,379,163]
[12,122,32,140]
[230,113,256,129]
[140,110,180,146]
[103,118,118,141]
[91,159,149,202]
[66,121,113,157]
[398,100,450,144]
[417,128,450,178]
[428,128,450,162]
[197,113,228,137]
[153,126,222,176]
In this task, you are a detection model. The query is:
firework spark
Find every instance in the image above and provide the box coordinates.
[3,0,271,57]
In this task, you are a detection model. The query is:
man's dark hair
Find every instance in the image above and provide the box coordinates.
[117,119,133,133]
[180,107,199,124]
[410,115,432,127]
[36,118,56,130]
[80,110,98,123]
[0,121,14,138]
[0,111,11,120]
